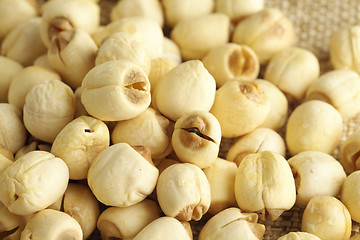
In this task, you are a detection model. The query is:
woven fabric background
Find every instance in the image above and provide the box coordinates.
[265,0,360,74]
[34,0,360,239]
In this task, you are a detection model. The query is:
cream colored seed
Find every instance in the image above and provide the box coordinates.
[0,154,12,174]
[277,232,321,240]
[95,32,151,75]
[133,217,192,240]
[87,143,159,207]
[48,28,98,89]
[232,8,296,64]
[162,37,182,66]
[215,0,264,22]
[264,47,320,103]
[81,60,151,121]
[156,163,211,221]
[288,151,346,208]
[330,25,360,74]
[162,0,214,28]
[0,145,14,173]
[254,79,288,130]
[0,151,69,216]
[341,171,360,224]
[199,207,265,240]
[0,145,14,162]
[210,80,270,138]
[51,116,110,180]
[301,196,352,240]
[92,16,164,59]
[235,151,296,221]
[1,17,46,67]
[15,141,51,160]
[153,60,216,121]
[39,0,100,47]
[48,183,100,239]
[0,56,23,103]
[227,127,286,166]
[0,103,27,154]
[110,0,164,27]
[0,0,38,41]
[202,43,260,88]
[20,209,83,240]
[33,54,53,69]
[306,69,360,119]
[23,79,75,143]
[148,57,176,93]
[340,130,360,174]
[171,111,221,169]
[112,107,173,159]
[97,199,160,239]
[0,202,31,240]
[171,13,230,60]
[202,158,237,215]
[8,65,61,111]
[286,100,343,156]
[181,221,193,240]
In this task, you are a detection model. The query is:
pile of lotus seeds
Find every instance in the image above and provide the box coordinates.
[1,0,360,239]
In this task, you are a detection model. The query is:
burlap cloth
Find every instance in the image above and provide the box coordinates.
[36,0,360,239]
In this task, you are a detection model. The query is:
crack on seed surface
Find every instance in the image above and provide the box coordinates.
[182,127,215,143]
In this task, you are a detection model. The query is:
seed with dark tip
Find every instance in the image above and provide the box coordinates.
[182,127,215,143]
